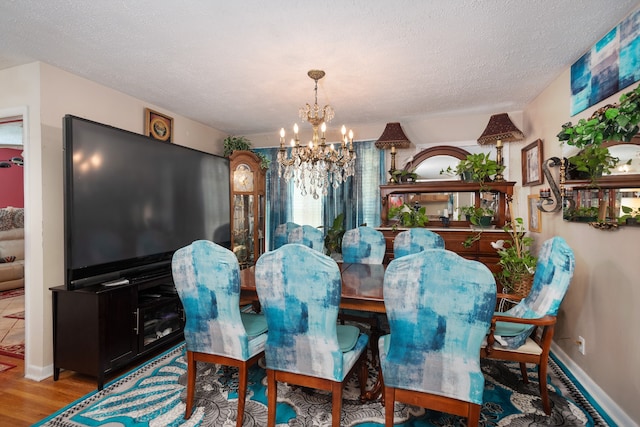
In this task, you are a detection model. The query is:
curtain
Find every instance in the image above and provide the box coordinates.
[255,141,383,250]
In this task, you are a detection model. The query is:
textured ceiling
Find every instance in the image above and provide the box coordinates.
[0,1,638,136]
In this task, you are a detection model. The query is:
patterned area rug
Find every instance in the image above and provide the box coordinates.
[35,343,610,427]
[0,361,16,372]
[3,310,24,319]
[0,343,24,359]
[0,288,24,300]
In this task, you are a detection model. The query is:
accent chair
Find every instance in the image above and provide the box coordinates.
[393,228,445,259]
[287,224,325,253]
[273,221,300,249]
[380,248,496,427]
[255,243,369,427]
[172,240,268,426]
[483,236,575,415]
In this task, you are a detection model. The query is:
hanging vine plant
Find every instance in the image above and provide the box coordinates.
[223,135,271,169]
[557,84,640,183]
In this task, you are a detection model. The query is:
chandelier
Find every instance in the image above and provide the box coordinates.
[277,69,356,199]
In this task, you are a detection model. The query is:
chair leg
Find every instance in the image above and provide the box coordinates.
[467,403,481,427]
[184,352,196,419]
[331,382,343,427]
[358,353,368,402]
[384,386,395,427]
[236,362,248,427]
[267,370,277,427]
[519,362,529,383]
[538,361,551,415]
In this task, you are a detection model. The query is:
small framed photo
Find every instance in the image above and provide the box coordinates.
[528,194,542,232]
[521,139,543,186]
[144,108,173,142]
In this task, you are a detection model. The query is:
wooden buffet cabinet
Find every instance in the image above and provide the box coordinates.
[378,180,515,272]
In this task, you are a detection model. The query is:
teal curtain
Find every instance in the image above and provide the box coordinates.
[255,141,383,250]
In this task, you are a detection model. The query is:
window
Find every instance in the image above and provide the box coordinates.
[291,189,323,227]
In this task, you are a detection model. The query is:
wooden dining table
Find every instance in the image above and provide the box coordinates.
[240,262,386,313]
[239,262,387,401]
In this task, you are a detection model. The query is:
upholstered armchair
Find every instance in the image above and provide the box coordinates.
[172,240,268,426]
[273,221,300,249]
[255,244,369,427]
[393,228,445,258]
[341,226,386,264]
[287,224,325,252]
[483,236,575,415]
[380,248,496,427]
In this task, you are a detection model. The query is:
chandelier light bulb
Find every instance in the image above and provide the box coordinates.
[280,128,285,138]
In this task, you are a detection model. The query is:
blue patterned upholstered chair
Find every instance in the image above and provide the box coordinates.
[255,244,369,427]
[379,248,496,427]
[287,224,325,253]
[483,236,575,415]
[393,228,445,258]
[273,222,300,249]
[172,240,268,425]
[341,226,386,264]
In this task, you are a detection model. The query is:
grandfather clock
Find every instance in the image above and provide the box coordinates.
[229,150,266,268]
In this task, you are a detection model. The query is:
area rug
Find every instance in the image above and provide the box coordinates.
[3,310,24,319]
[35,343,611,427]
[0,287,24,300]
[0,343,24,359]
[0,361,16,372]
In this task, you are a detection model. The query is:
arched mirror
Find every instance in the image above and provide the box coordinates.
[405,146,471,181]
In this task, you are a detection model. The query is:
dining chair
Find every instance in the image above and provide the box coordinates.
[171,240,268,426]
[341,226,386,264]
[255,243,369,427]
[380,248,496,427]
[393,228,445,258]
[273,221,300,249]
[483,236,575,415]
[287,224,325,252]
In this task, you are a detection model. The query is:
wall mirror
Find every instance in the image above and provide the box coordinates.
[406,146,471,181]
[563,139,640,226]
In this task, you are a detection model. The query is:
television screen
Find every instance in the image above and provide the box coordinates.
[63,115,230,289]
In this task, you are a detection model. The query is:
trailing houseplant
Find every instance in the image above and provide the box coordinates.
[557,83,640,184]
[617,205,640,225]
[459,206,494,226]
[223,135,271,169]
[491,216,537,296]
[388,203,429,227]
[439,152,505,189]
[391,168,418,183]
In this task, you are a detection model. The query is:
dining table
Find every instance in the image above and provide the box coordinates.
[239,261,387,401]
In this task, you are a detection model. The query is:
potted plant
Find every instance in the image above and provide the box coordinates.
[557,83,640,184]
[321,213,346,257]
[439,152,505,187]
[388,203,429,227]
[491,217,537,297]
[563,206,599,222]
[223,135,271,169]
[459,206,494,227]
[391,169,418,184]
[618,205,640,225]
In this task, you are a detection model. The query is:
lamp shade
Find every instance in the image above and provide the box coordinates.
[375,122,412,149]
[477,113,524,145]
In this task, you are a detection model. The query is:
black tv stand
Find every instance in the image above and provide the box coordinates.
[51,271,184,390]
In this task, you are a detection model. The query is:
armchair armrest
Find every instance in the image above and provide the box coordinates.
[485,314,557,356]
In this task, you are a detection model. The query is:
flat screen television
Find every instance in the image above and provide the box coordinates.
[63,115,231,289]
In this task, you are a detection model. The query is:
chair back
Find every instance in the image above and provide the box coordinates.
[341,226,386,264]
[255,243,346,380]
[382,248,496,405]
[500,236,575,347]
[172,240,251,360]
[273,222,300,249]
[393,228,445,258]
[288,224,325,252]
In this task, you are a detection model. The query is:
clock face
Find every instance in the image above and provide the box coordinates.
[233,164,254,192]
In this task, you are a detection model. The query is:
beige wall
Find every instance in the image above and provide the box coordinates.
[526,69,640,424]
[0,62,228,380]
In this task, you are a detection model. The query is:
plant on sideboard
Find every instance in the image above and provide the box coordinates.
[617,205,640,225]
[388,203,429,228]
[491,216,537,297]
[439,152,505,189]
[391,168,418,184]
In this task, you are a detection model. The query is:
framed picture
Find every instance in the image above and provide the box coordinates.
[521,139,543,186]
[144,108,173,142]
[528,194,541,232]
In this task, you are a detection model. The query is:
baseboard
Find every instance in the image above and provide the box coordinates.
[551,342,637,427]
[25,362,53,382]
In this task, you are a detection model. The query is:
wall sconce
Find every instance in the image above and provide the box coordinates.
[375,122,412,183]
[537,157,575,213]
[477,113,524,181]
